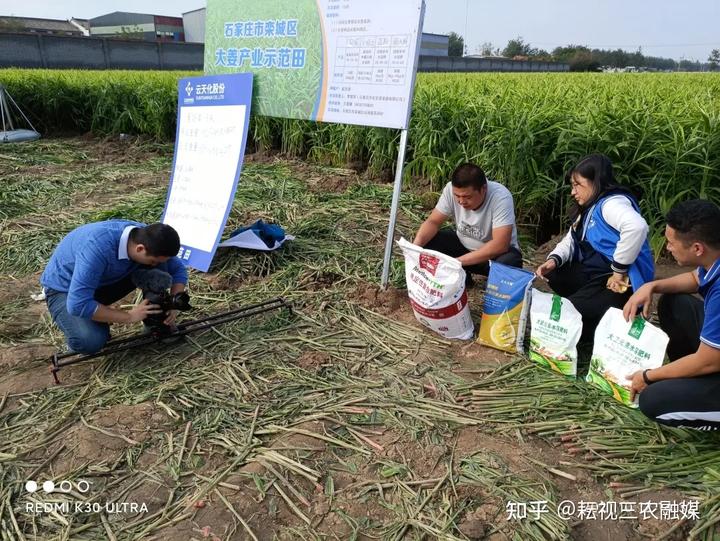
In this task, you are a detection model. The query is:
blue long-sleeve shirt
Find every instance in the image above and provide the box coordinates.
[40,220,188,319]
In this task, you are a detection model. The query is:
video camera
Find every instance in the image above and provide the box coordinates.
[144,288,192,313]
[131,268,192,333]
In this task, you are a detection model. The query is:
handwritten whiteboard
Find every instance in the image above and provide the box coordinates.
[162,73,253,271]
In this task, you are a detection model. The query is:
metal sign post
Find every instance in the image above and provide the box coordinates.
[205,0,426,283]
[380,1,425,289]
[381,129,410,288]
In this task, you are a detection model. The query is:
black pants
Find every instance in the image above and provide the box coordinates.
[94,274,138,306]
[547,261,631,374]
[638,294,720,430]
[424,229,523,276]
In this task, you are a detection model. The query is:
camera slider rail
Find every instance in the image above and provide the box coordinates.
[49,297,291,384]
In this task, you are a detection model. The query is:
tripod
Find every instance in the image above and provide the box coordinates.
[49,298,291,384]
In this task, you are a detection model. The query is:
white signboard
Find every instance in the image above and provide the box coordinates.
[205,0,425,129]
[162,73,253,271]
[320,0,424,129]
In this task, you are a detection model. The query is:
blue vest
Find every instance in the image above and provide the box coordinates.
[579,194,655,291]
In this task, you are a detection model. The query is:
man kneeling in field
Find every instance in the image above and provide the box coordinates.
[624,200,720,430]
[41,220,188,354]
[413,163,522,284]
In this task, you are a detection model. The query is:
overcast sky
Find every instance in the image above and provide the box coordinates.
[2,0,717,61]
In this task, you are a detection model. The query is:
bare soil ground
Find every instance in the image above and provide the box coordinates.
[0,137,705,541]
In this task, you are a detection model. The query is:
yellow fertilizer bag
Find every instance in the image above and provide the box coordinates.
[477,262,535,353]
[529,290,583,377]
[586,308,668,407]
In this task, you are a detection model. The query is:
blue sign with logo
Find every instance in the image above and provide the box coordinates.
[162,73,253,271]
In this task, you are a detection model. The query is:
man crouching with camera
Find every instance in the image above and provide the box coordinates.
[41,220,188,354]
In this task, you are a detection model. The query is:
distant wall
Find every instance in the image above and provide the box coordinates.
[419,56,569,72]
[0,32,203,70]
[0,33,568,72]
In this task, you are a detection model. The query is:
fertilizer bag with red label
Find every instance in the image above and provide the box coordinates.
[397,238,474,340]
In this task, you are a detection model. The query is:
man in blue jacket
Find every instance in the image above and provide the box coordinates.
[41,220,188,354]
[624,200,720,430]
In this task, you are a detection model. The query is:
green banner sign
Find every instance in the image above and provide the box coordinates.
[205,0,424,129]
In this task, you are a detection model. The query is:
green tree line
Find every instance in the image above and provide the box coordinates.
[449,34,714,71]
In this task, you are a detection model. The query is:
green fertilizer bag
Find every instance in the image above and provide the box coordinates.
[586,308,668,407]
[529,290,582,377]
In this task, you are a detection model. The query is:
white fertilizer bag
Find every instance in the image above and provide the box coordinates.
[397,238,474,340]
[586,308,669,407]
[529,290,583,377]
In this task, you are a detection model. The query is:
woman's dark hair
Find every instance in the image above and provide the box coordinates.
[451,163,487,192]
[566,153,632,219]
[130,223,181,257]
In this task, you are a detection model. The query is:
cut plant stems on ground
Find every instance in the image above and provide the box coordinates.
[0,138,717,540]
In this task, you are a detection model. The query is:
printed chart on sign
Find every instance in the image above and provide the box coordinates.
[320,0,423,128]
[332,35,411,86]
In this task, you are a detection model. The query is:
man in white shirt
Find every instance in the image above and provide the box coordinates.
[413,163,522,281]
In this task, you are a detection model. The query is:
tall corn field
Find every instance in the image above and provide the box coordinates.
[3,68,719,249]
[2,69,184,141]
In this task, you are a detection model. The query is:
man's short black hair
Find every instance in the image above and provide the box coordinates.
[666,199,720,249]
[451,163,487,192]
[130,223,181,257]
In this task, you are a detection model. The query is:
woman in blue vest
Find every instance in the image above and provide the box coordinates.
[535,154,655,374]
